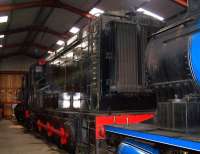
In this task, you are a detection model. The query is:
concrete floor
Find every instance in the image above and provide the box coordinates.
[0,120,66,154]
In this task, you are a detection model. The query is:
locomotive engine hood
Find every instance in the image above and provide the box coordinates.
[145,1,200,99]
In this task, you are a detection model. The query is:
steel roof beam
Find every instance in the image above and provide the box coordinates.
[0,0,94,19]
[0,25,70,39]
[2,42,54,51]
[0,52,24,59]
[0,52,39,59]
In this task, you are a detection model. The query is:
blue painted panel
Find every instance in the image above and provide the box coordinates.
[189,32,200,86]
[105,125,200,152]
[118,139,160,154]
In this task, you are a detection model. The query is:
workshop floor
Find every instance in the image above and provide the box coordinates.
[0,120,66,154]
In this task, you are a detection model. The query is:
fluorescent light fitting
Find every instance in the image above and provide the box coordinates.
[89,8,104,17]
[66,52,73,58]
[57,47,64,52]
[0,16,8,23]
[56,40,65,46]
[0,45,3,48]
[67,35,77,45]
[48,50,53,54]
[137,8,164,21]
[69,27,80,34]
[0,35,5,38]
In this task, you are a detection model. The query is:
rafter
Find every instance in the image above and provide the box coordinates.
[0,52,37,59]
[2,42,54,51]
[0,25,71,39]
[0,53,20,59]
[0,0,95,19]
[17,7,54,59]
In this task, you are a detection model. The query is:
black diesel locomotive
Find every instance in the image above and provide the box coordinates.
[16,7,200,153]
[15,12,161,153]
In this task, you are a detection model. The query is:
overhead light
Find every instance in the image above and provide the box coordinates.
[48,50,53,54]
[57,47,64,52]
[69,27,80,34]
[0,45,3,48]
[67,35,78,45]
[0,35,5,38]
[46,51,55,60]
[62,51,74,59]
[89,8,104,17]
[77,42,88,49]
[137,8,164,21]
[0,16,8,23]
[83,30,88,37]
[66,52,73,58]
[52,59,64,65]
[56,40,65,46]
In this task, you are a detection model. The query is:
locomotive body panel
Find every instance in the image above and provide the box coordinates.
[146,18,200,99]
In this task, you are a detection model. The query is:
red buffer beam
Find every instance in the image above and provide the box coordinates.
[96,113,155,140]
[0,0,95,19]
[0,25,71,39]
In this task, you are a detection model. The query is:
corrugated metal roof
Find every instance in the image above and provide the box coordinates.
[0,0,186,59]
[10,8,39,29]
[6,32,27,44]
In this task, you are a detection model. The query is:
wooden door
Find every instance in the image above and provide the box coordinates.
[0,72,24,119]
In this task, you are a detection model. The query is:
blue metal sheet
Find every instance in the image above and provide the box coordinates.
[189,32,200,86]
[118,139,160,154]
[105,125,200,152]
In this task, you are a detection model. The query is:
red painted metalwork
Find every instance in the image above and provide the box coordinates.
[173,0,188,7]
[38,58,47,65]
[0,25,71,39]
[95,113,155,140]
[3,42,54,52]
[24,110,30,119]
[37,120,69,145]
[0,0,95,19]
